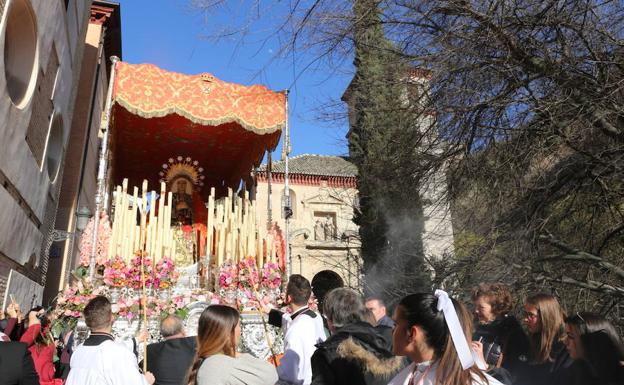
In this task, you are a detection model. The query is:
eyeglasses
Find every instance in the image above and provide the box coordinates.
[522,310,539,319]
[575,312,586,323]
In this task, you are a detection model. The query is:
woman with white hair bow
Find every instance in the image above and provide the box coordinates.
[388,290,503,385]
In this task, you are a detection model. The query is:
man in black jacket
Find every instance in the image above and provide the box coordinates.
[0,341,40,385]
[140,315,196,385]
[311,288,404,385]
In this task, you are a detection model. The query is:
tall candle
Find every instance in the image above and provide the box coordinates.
[130,186,139,260]
[206,189,215,258]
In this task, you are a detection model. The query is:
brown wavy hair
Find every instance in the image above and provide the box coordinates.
[187,305,240,385]
[525,294,566,363]
[471,283,513,317]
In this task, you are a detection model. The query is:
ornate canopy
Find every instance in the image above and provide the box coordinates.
[110,62,285,196]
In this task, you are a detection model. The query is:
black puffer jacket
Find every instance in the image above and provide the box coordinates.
[514,340,573,385]
[311,321,405,385]
[473,314,530,381]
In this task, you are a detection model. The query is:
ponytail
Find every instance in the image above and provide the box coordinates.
[435,299,488,385]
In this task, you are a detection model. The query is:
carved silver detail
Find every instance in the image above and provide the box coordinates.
[238,312,284,360]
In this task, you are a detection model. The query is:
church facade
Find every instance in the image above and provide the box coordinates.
[256,155,363,288]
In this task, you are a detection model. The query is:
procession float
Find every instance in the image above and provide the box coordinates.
[54,58,295,361]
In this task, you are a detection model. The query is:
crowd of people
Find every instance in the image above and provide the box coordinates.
[1,278,622,385]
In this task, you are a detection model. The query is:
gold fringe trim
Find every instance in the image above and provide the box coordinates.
[114,97,285,135]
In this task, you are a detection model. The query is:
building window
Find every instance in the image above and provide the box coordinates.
[313,212,336,241]
[282,188,296,219]
[25,44,58,168]
[3,0,38,108]
[44,112,64,183]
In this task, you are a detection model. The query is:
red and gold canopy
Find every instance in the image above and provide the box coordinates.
[111,62,285,195]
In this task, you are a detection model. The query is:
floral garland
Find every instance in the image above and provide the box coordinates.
[55,256,284,324]
[78,211,112,268]
[56,276,223,322]
[109,291,221,321]
[58,251,185,321]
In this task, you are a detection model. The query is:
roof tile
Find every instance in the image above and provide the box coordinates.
[259,154,357,177]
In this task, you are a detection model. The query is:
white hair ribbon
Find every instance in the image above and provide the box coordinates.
[434,289,475,370]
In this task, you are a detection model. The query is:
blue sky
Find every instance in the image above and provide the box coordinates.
[116,0,352,158]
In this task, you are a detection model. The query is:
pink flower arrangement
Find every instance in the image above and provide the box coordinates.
[54,279,99,319]
[78,211,112,267]
[102,254,179,290]
[125,253,154,289]
[114,296,141,321]
[237,257,259,290]
[261,262,282,289]
[218,261,239,290]
[153,257,179,289]
[103,256,128,287]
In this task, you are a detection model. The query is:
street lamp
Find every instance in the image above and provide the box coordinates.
[57,207,94,289]
[76,206,92,232]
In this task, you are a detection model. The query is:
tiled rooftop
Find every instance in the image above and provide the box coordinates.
[259,154,357,177]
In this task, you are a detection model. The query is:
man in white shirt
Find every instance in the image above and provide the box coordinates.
[268,274,326,385]
[66,296,155,385]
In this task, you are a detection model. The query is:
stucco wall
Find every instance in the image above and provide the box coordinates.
[0,0,92,295]
[255,177,362,287]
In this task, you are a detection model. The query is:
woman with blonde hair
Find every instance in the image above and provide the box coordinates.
[515,293,572,385]
[388,291,503,385]
[187,305,277,385]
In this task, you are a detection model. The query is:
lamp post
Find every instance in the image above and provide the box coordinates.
[76,206,92,233]
[54,207,93,288]
[48,206,92,249]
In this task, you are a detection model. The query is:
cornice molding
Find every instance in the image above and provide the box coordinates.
[256,171,356,188]
[90,4,115,25]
